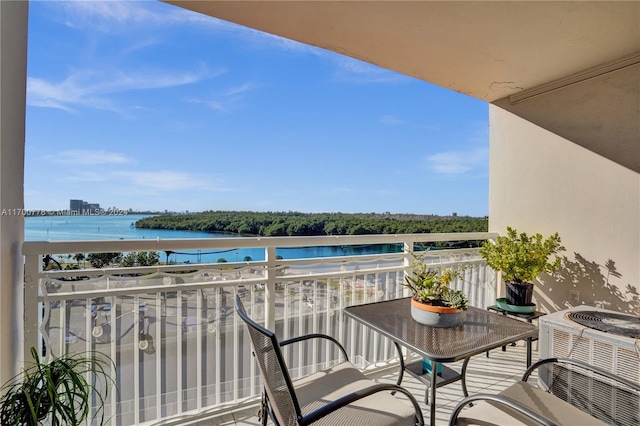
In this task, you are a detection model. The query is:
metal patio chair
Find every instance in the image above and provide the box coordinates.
[449,357,640,426]
[235,295,424,426]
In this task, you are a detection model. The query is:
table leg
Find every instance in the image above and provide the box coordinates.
[526,318,533,367]
[429,361,438,426]
[460,357,470,398]
[501,311,507,351]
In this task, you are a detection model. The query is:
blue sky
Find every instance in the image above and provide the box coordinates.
[25,1,489,216]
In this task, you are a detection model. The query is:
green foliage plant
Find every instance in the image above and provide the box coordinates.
[403,253,468,310]
[120,251,161,267]
[479,227,564,284]
[0,347,115,426]
[87,252,123,268]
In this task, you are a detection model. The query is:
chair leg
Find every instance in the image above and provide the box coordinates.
[258,391,269,426]
[258,391,281,426]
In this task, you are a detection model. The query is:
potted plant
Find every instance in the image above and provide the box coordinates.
[403,252,468,327]
[0,347,115,426]
[479,226,564,307]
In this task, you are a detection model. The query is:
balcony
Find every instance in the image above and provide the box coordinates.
[212,344,536,426]
[22,232,509,425]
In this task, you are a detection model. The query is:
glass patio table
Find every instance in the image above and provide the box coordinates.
[344,297,539,426]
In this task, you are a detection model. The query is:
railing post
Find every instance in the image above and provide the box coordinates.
[485,234,502,301]
[23,253,40,362]
[402,240,414,364]
[265,246,276,330]
[403,241,412,270]
[403,242,411,253]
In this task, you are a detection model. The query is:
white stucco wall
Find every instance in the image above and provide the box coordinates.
[489,105,640,314]
[0,0,28,382]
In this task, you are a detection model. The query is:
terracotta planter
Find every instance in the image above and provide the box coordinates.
[410,298,464,327]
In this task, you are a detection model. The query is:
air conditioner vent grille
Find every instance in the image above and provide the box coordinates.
[551,328,571,357]
[617,348,639,383]
[593,341,614,371]
[567,311,640,338]
[540,308,640,425]
[543,358,640,425]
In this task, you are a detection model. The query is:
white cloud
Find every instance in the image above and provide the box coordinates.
[57,0,305,53]
[248,31,320,54]
[50,150,134,165]
[58,1,209,31]
[58,168,230,193]
[426,147,488,176]
[28,74,114,112]
[31,0,332,84]
[225,82,258,97]
[333,57,406,84]
[112,170,217,192]
[187,81,258,112]
[28,68,218,112]
[63,171,112,183]
[187,98,226,111]
[379,115,405,125]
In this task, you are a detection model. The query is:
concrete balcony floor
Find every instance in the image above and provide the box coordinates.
[197,343,537,426]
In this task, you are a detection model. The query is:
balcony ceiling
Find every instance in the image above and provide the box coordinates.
[166,1,640,172]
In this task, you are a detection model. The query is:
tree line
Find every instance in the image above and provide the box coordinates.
[135,211,488,237]
[47,251,161,270]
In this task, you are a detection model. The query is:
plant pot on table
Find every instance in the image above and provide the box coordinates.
[505,281,534,306]
[410,298,464,328]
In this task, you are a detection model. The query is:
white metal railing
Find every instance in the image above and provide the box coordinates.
[22,232,497,425]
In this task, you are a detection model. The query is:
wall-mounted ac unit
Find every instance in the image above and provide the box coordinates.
[539,307,640,425]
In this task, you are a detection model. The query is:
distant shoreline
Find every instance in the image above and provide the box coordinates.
[134,211,488,239]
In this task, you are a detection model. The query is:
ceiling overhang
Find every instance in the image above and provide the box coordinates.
[165,1,640,172]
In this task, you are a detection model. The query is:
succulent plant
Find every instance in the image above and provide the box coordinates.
[403,252,468,310]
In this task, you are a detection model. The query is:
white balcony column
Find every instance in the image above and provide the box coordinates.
[265,246,276,329]
[0,0,28,383]
[403,241,412,259]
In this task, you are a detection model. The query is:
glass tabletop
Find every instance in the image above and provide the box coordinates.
[344,297,539,362]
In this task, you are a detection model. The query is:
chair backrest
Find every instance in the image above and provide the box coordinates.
[235,295,302,426]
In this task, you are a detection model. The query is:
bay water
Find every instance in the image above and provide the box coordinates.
[25,214,401,263]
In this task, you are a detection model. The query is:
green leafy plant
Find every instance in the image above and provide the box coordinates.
[479,226,564,283]
[0,347,115,426]
[403,253,468,310]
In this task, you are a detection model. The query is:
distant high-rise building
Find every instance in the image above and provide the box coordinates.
[70,199,83,212]
[70,199,100,214]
